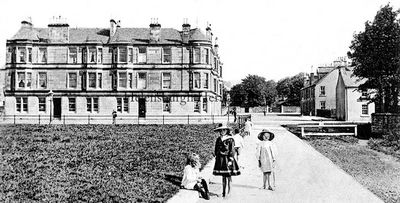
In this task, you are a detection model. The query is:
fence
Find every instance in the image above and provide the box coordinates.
[1,114,233,125]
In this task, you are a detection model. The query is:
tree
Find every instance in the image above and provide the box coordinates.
[348,4,400,113]
[276,73,304,106]
[229,75,277,107]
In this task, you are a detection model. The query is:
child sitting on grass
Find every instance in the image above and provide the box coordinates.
[181,153,210,200]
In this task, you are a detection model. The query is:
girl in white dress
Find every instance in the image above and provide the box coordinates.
[181,153,210,200]
[256,129,277,190]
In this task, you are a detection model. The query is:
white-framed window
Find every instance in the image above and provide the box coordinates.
[194,72,200,89]
[18,47,26,63]
[138,47,147,63]
[69,47,78,63]
[118,72,127,88]
[88,73,96,88]
[128,73,133,88]
[87,97,99,113]
[163,47,172,63]
[117,97,129,113]
[68,98,76,112]
[362,104,368,115]
[128,48,134,63]
[163,97,171,112]
[119,47,127,63]
[194,96,200,112]
[203,97,208,112]
[214,78,217,92]
[320,101,326,110]
[162,72,171,89]
[112,47,118,63]
[320,86,326,96]
[85,72,102,89]
[38,72,47,89]
[28,48,32,63]
[17,71,32,89]
[194,48,201,63]
[38,48,47,63]
[97,48,103,63]
[38,97,46,112]
[205,48,209,64]
[137,72,147,89]
[98,73,102,89]
[89,47,97,63]
[16,97,28,112]
[203,73,209,89]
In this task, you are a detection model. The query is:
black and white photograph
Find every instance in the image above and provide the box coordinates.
[0,0,399,202]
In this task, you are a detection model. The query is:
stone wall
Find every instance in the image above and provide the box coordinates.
[371,113,400,136]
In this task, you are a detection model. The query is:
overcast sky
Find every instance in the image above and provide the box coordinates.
[1,0,399,82]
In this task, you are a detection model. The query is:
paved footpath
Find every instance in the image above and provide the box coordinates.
[197,115,383,203]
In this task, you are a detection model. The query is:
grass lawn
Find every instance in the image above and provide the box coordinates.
[306,137,400,203]
[0,124,218,202]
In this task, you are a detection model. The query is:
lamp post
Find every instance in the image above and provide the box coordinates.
[48,90,54,124]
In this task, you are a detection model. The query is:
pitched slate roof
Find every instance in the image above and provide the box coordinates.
[10,26,209,44]
[339,67,366,88]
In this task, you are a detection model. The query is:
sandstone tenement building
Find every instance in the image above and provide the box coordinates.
[4,17,224,118]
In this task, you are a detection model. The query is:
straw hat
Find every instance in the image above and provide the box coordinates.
[214,124,232,132]
[258,129,275,141]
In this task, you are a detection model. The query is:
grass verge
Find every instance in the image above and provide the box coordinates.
[0,124,218,202]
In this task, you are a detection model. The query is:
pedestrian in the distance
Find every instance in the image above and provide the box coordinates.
[213,124,240,198]
[232,128,244,167]
[233,109,237,123]
[243,118,253,137]
[181,153,210,200]
[112,110,117,124]
[256,129,277,190]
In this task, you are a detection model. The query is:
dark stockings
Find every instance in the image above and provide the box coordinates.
[222,176,231,197]
[194,179,209,200]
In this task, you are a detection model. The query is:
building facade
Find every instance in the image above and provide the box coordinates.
[4,17,224,119]
[336,67,375,121]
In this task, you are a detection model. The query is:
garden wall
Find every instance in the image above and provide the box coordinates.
[371,113,400,136]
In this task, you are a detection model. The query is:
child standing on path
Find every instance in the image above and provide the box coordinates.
[256,129,277,190]
[232,129,244,167]
[243,118,253,136]
[181,153,210,200]
[213,124,241,198]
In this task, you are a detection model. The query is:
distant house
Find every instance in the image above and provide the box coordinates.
[336,67,375,121]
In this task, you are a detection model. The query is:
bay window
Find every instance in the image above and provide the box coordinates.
[138,47,147,63]
[119,47,127,63]
[119,72,127,88]
[69,47,78,63]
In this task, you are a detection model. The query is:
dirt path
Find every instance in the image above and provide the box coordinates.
[198,115,383,203]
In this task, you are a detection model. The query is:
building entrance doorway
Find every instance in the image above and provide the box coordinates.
[53,98,62,119]
[138,98,146,118]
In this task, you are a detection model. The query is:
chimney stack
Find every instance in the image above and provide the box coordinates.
[48,16,69,42]
[214,37,219,54]
[21,17,33,28]
[182,18,191,43]
[206,23,212,41]
[110,19,117,37]
[149,18,161,42]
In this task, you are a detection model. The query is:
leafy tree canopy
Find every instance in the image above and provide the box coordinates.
[348,4,400,113]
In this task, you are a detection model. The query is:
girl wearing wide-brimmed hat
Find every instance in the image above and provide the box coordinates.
[256,129,277,190]
[213,124,240,198]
